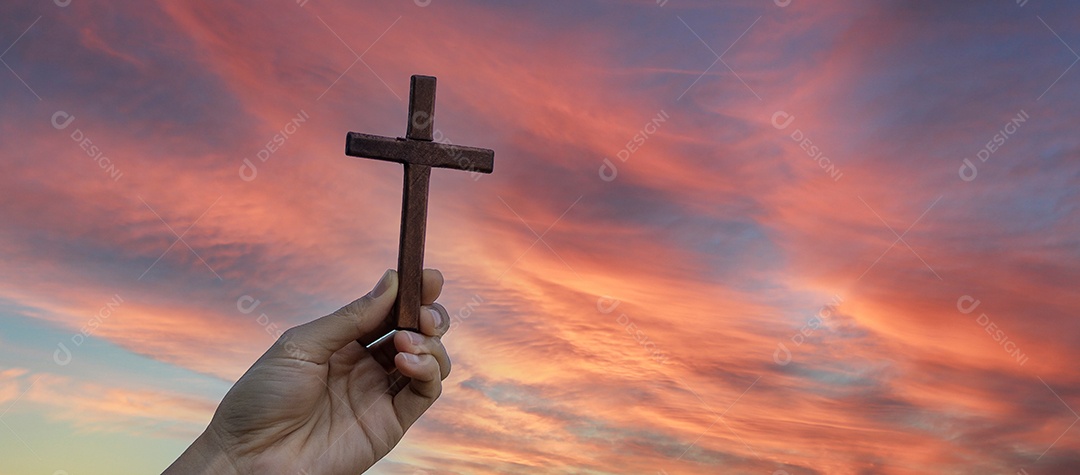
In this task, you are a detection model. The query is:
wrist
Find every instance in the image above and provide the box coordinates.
[164,425,241,475]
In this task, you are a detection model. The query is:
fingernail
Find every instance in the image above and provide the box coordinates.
[407,331,423,345]
[401,353,419,364]
[371,270,392,297]
[429,307,443,328]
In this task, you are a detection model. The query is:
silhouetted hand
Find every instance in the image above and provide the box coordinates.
[164,269,452,475]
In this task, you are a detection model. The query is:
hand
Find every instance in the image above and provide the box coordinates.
[164,269,452,475]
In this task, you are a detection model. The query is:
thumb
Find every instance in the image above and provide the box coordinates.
[273,270,397,364]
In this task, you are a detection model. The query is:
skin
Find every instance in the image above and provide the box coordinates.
[164,269,452,475]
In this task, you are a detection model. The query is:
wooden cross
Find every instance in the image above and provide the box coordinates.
[346,75,494,342]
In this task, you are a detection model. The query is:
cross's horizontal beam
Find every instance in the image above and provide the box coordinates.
[346,132,495,174]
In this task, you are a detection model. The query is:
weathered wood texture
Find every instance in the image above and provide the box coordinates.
[345,75,494,337]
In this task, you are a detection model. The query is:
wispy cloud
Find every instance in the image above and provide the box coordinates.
[1,0,1078,474]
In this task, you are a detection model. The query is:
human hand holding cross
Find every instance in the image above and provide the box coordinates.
[165,76,494,475]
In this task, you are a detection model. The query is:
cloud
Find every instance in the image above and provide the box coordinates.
[2,0,1079,473]
[0,368,214,439]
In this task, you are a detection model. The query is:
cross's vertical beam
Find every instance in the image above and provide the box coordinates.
[394,76,437,331]
[394,164,430,331]
[406,76,436,141]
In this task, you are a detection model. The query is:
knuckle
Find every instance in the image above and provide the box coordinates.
[274,327,308,360]
[278,326,299,345]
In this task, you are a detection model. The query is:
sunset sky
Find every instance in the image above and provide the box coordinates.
[2,1,1079,474]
